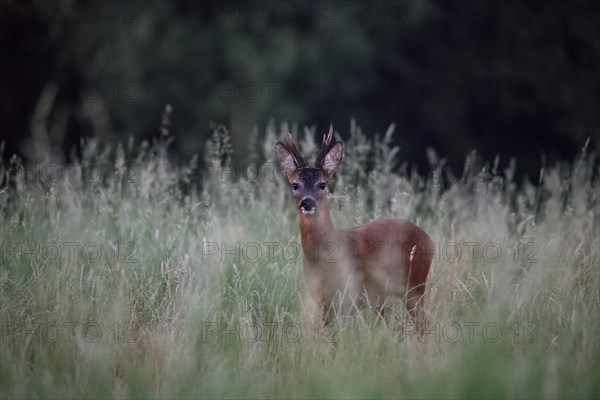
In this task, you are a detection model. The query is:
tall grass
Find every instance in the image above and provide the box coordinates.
[0,121,598,399]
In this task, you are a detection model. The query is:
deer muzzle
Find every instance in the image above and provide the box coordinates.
[299,197,316,214]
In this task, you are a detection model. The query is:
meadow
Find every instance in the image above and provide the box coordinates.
[1,121,598,399]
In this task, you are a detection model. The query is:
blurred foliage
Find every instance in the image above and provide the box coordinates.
[1,0,599,177]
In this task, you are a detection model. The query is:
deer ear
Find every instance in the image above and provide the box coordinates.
[275,142,297,179]
[322,142,343,176]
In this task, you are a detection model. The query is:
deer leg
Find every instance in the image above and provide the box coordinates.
[319,301,340,347]
[321,301,335,327]
[406,291,426,334]
[375,304,392,326]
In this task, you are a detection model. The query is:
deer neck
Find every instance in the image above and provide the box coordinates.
[298,200,338,265]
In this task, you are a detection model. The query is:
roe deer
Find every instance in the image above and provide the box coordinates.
[275,123,434,329]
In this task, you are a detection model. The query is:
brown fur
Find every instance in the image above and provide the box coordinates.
[276,124,434,328]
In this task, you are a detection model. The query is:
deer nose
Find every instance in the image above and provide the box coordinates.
[299,197,316,214]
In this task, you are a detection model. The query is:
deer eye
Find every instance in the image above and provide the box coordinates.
[318,183,326,190]
[291,183,299,191]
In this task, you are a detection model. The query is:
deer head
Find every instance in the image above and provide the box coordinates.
[275,122,343,216]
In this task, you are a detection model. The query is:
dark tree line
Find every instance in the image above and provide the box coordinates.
[1,0,598,177]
